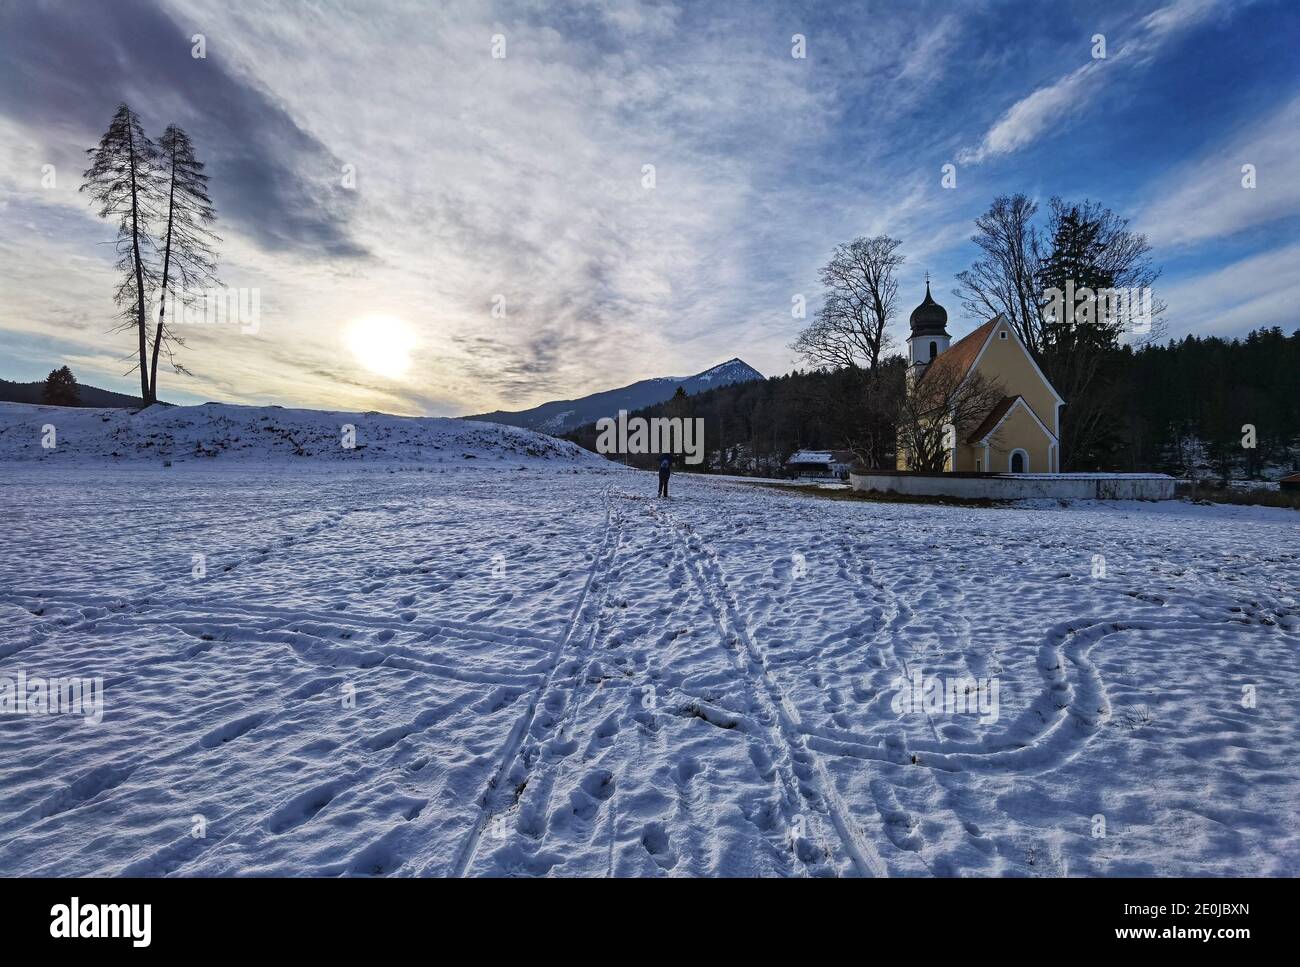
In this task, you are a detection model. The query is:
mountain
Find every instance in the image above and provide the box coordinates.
[0,377,161,409]
[464,358,764,435]
[0,400,606,466]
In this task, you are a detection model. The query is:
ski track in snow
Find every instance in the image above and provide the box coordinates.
[1,464,1298,876]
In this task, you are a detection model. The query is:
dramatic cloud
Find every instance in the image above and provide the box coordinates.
[0,0,1295,415]
[0,0,365,257]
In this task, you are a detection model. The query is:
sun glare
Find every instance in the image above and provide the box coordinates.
[345,315,417,379]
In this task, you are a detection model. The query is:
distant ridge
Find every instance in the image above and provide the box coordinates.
[0,377,162,409]
[464,358,764,435]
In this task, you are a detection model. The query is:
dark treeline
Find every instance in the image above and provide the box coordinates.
[1120,326,1299,479]
[567,327,1299,480]
[565,361,904,474]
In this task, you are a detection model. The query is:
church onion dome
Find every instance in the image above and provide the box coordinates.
[909,282,949,336]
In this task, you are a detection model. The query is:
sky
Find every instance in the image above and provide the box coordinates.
[0,0,1297,416]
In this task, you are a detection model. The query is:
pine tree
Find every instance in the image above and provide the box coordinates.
[81,104,161,402]
[42,366,80,406]
[666,385,689,419]
[150,124,219,401]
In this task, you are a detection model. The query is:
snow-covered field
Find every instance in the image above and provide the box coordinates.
[1,405,1298,877]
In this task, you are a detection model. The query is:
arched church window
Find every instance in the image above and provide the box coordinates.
[929,341,937,360]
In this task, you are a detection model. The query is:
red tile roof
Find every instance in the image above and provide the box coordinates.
[917,319,996,390]
[966,395,1020,444]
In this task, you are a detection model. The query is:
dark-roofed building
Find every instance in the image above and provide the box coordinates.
[785,449,858,479]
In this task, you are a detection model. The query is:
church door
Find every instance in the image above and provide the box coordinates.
[1010,451,1025,473]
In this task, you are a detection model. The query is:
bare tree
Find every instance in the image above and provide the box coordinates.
[81,104,161,402]
[151,124,220,400]
[895,366,1007,472]
[793,235,903,373]
[954,194,1044,354]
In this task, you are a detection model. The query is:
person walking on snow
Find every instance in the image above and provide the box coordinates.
[657,454,672,498]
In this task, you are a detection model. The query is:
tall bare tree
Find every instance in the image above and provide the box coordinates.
[151,124,220,400]
[953,195,1043,354]
[793,235,903,373]
[82,103,161,402]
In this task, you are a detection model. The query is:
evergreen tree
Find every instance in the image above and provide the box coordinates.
[41,366,80,406]
[958,195,1164,469]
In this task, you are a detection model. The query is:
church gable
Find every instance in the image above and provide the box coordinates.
[967,395,1056,445]
[965,317,1064,437]
[948,395,1056,472]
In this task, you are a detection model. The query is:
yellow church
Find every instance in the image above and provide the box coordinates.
[896,283,1064,474]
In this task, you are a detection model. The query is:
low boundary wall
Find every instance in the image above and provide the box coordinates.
[848,471,1176,501]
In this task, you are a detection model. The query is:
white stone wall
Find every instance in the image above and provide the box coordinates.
[848,472,1177,501]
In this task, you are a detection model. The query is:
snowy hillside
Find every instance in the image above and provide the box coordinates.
[1,464,1297,877]
[0,401,605,466]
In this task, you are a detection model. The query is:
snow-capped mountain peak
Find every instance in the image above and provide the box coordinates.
[694,358,763,383]
[464,358,765,436]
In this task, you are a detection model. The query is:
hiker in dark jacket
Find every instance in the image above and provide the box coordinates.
[657,454,672,498]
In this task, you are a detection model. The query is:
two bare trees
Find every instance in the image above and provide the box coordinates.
[955,195,1162,468]
[81,104,219,405]
[792,235,992,470]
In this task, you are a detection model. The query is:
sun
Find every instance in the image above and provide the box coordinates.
[345,315,417,379]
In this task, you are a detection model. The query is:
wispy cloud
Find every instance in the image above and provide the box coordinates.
[957,62,1100,166]
[1139,94,1300,247]
[957,0,1228,165]
[1158,242,1300,337]
[157,0,859,410]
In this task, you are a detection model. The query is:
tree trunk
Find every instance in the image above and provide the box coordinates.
[150,143,177,403]
[126,109,151,404]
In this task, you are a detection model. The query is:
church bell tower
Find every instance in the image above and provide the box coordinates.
[907,275,950,379]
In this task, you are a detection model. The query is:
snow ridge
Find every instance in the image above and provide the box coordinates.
[0,401,605,466]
